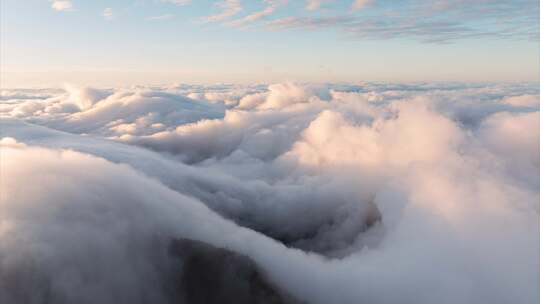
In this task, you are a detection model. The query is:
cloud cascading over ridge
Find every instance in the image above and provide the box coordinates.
[1,82,539,304]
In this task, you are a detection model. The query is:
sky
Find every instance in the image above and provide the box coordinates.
[1,0,539,87]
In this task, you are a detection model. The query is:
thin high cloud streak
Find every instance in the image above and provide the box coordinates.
[202,0,243,23]
[351,0,372,10]
[227,0,284,28]
[47,0,539,43]
[1,82,539,303]
[268,0,539,43]
[212,0,539,42]
[160,0,192,5]
[146,14,176,21]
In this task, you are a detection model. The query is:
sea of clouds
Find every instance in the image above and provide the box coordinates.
[1,82,539,304]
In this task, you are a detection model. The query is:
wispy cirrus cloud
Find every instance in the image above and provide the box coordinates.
[47,0,539,44]
[267,15,354,30]
[227,0,284,28]
[304,0,372,11]
[201,0,242,23]
[160,0,191,5]
[266,0,539,43]
[146,14,176,21]
[351,0,373,11]
[305,0,334,11]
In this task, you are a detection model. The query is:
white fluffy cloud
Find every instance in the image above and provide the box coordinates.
[50,0,73,12]
[102,8,114,20]
[1,82,539,304]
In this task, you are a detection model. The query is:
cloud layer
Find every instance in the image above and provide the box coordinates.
[1,82,539,303]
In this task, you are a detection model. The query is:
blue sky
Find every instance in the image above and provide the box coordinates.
[1,0,539,87]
